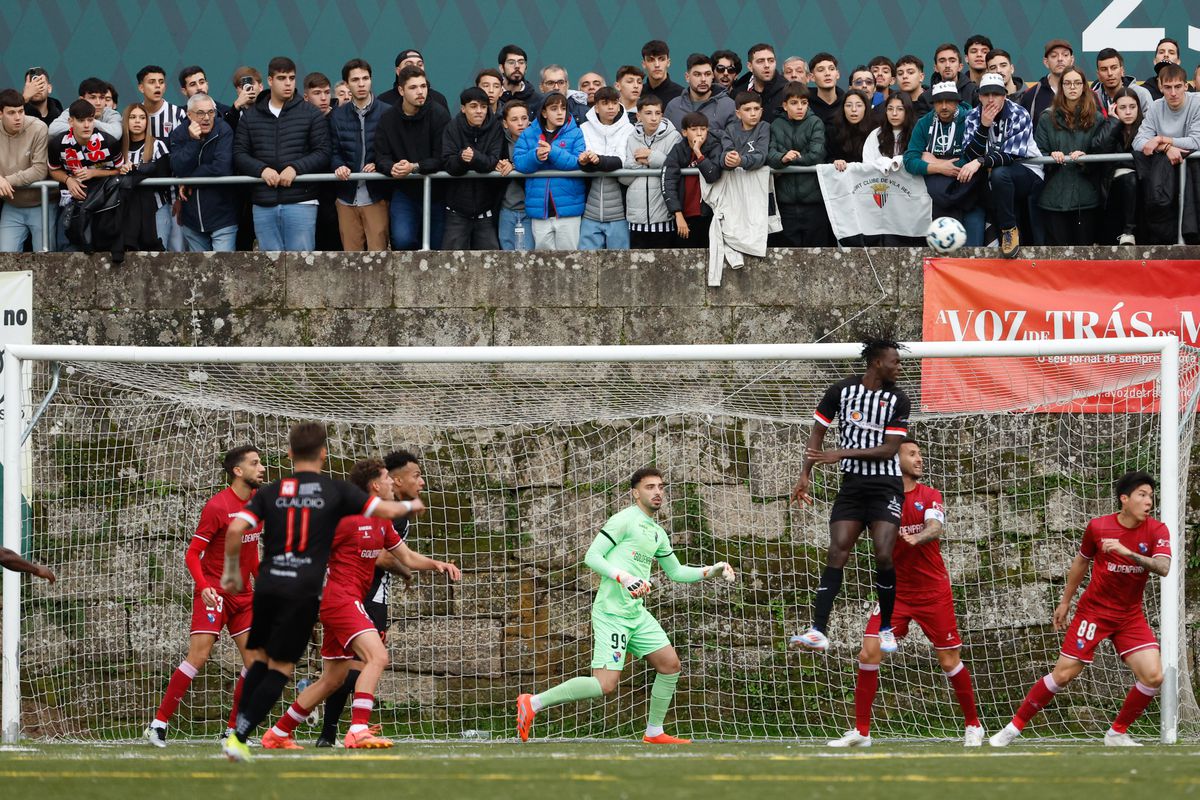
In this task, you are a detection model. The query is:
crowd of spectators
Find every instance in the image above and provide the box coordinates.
[1,35,1198,259]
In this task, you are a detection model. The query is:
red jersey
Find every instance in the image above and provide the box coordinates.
[1077,513,1171,618]
[323,514,403,609]
[191,486,261,592]
[893,482,949,602]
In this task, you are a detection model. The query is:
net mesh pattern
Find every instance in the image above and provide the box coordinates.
[11,350,1200,741]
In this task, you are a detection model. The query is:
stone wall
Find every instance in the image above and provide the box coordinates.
[4,245,1200,741]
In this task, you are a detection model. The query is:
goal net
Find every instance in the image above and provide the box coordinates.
[3,342,1198,743]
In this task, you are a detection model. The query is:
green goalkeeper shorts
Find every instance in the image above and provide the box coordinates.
[590,608,671,671]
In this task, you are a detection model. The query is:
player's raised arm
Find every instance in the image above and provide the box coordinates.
[1099,539,1171,577]
[386,539,460,580]
[657,552,736,584]
[0,545,55,583]
[367,497,426,520]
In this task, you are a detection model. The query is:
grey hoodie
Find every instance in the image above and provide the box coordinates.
[719,119,770,171]
[501,128,526,213]
[620,118,681,225]
[48,106,122,140]
[664,86,737,134]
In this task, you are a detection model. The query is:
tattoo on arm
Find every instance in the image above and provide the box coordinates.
[1129,553,1171,577]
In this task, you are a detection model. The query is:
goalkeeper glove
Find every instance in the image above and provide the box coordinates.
[702,561,736,583]
[613,571,653,598]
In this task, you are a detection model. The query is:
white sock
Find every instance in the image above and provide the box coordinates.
[645,724,664,737]
[349,723,368,734]
[530,695,545,712]
[150,719,167,730]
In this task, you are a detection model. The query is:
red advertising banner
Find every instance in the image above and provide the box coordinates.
[921,259,1200,413]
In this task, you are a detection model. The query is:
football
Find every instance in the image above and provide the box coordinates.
[926,216,968,253]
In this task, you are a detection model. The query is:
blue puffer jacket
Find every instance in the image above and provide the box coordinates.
[513,116,586,219]
[328,95,390,205]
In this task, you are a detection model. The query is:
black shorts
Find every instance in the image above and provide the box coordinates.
[245,590,321,664]
[830,474,904,526]
[364,599,388,633]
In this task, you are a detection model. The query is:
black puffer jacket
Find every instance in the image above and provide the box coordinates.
[375,100,451,200]
[232,93,331,206]
[441,112,504,216]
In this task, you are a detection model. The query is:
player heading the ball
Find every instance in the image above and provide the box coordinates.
[145,446,265,747]
[826,437,984,748]
[515,467,736,744]
[990,471,1171,747]
[790,339,911,654]
[218,422,424,762]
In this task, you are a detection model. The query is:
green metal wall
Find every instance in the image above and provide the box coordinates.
[2,1,1196,106]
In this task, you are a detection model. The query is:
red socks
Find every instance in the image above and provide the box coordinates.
[154,661,199,725]
[854,662,880,736]
[1013,674,1061,731]
[271,700,312,737]
[1111,681,1159,733]
[351,692,375,727]
[227,667,248,729]
[944,663,981,728]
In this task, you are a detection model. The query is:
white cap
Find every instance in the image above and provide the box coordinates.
[977,72,1007,96]
[930,81,960,101]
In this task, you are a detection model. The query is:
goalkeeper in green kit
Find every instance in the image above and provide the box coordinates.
[516,467,736,744]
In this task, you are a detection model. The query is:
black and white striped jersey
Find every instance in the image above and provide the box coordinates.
[814,375,911,476]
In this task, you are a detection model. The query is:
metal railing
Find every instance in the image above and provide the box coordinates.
[29,152,1198,252]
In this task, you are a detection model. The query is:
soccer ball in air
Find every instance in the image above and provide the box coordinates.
[926,216,967,253]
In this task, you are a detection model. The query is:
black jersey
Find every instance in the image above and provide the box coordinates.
[365,515,408,607]
[814,375,911,477]
[235,471,380,598]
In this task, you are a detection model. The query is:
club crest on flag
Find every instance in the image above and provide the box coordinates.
[871,182,889,208]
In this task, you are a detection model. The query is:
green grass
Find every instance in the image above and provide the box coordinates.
[0,741,1197,799]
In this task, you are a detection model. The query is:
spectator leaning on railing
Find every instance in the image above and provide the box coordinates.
[439,87,504,251]
[663,110,724,249]
[767,82,831,247]
[577,86,634,251]
[328,58,390,253]
[496,100,534,251]
[1033,66,1107,246]
[514,91,587,250]
[1093,87,1144,245]
[621,94,681,249]
[374,65,451,250]
[232,56,331,251]
[169,92,238,252]
[0,88,49,252]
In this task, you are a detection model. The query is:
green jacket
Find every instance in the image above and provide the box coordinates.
[767,114,825,205]
[1033,108,1108,211]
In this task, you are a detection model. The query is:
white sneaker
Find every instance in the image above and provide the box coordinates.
[989,724,1021,747]
[1104,730,1141,747]
[964,724,985,747]
[877,628,898,653]
[144,725,167,748]
[788,628,829,652]
[827,729,872,748]
[1117,233,1136,245]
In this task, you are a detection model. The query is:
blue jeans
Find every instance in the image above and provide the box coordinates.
[389,189,444,250]
[154,202,185,251]
[0,204,47,252]
[498,207,534,250]
[182,223,238,252]
[252,204,318,251]
[578,217,630,250]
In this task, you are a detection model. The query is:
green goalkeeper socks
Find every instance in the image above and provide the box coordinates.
[534,676,604,710]
[647,671,680,727]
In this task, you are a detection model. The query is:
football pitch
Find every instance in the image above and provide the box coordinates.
[0,741,1196,799]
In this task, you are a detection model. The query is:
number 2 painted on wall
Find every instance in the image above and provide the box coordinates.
[1083,0,1199,53]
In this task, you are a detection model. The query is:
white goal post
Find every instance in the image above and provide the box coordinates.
[1,339,1194,744]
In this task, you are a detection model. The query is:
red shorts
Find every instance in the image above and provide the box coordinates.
[190,590,253,638]
[319,599,378,660]
[1060,608,1158,664]
[865,595,962,650]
